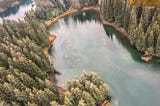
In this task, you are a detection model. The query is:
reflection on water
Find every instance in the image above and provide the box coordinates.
[49,11,160,106]
[0,0,34,24]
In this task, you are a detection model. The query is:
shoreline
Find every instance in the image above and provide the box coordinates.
[44,6,130,97]
[44,6,130,82]
[101,21,128,39]
[43,35,56,81]
[0,1,20,13]
[42,35,67,94]
[45,6,129,41]
[45,6,99,28]
[44,6,100,89]
[43,35,56,55]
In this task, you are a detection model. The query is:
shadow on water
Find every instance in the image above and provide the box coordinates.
[104,26,143,63]
[72,10,99,23]
[48,48,61,82]
[0,0,33,18]
[104,24,160,69]
[49,10,160,106]
[51,10,160,71]
[70,11,160,68]
[60,10,99,26]
[70,11,145,63]
[53,69,62,83]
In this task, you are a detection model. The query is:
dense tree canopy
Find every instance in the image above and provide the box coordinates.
[100,0,160,57]
[0,4,62,105]
[34,0,65,19]
[0,0,110,105]
[64,71,110,106]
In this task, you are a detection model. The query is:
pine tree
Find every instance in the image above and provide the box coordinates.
[156,35,160,57]
[0,52,9,68]
[65,72,110,106]
[78,98,87,106]
[147,31,154,47]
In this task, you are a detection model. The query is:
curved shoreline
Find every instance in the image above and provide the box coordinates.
[44,6,130,83]
[42,35,67,94]
[45,5,152,63]
[45,7,113,105]
[45,6,99,28]
[44,5,129,89]
[45,6,129,40]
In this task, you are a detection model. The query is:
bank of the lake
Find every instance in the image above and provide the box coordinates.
[45,6,99,27]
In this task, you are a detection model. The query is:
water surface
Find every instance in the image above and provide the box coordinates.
[49,11,160,106]
[0,0,35,24]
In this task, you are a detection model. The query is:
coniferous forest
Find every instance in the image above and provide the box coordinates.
[100,0,160,56]
[0,0,110,106]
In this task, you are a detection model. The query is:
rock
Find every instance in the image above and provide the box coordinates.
[141,54,153,62]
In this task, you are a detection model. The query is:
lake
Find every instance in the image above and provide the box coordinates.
[49,11,160,106]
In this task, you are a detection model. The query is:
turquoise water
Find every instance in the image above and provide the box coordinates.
[49,11,160,106]
[0,0,34,24]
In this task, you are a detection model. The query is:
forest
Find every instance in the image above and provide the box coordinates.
[0,0,110,106]
[100,0,160,57]
[0,0,28,13]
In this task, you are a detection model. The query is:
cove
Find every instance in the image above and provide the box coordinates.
[49,11,160,106]
[0,0,35,24]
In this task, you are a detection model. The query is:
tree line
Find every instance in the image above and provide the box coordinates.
[34,0,99,20]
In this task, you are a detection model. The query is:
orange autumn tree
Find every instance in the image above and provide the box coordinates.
[130,0,160,6]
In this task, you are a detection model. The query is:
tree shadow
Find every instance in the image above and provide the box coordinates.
[103,26,160,68]
[103,26,144,63]
[71,10,99,23]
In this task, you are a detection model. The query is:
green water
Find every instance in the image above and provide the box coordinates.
[49,11,160,106]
